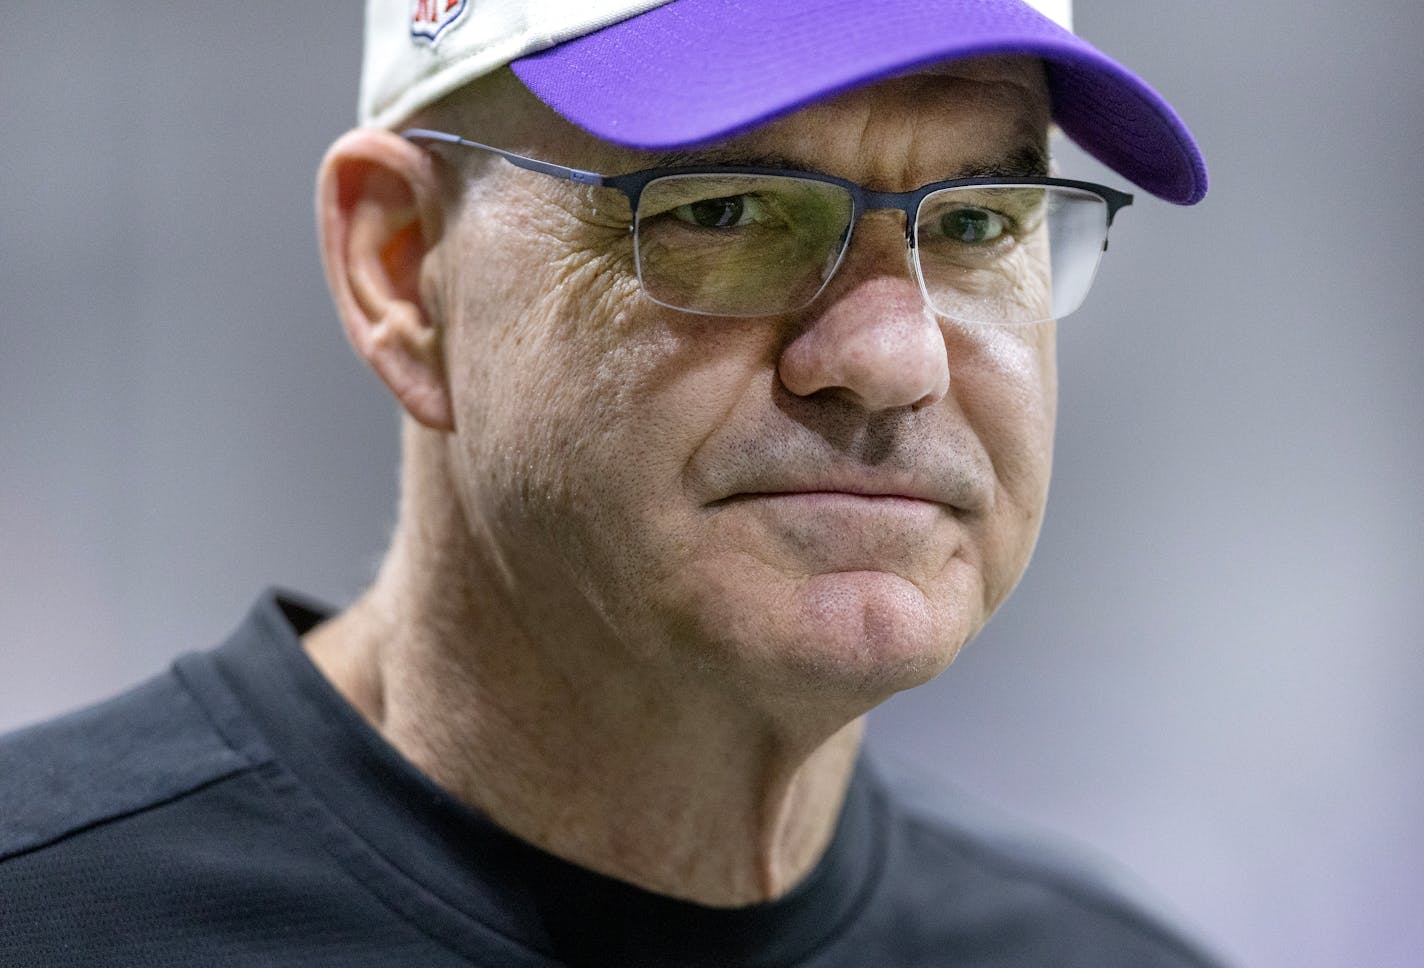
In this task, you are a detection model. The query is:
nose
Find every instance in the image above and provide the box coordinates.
[777,233,950,411]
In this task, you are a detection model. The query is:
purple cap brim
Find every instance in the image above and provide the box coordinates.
[511,0,1207,205]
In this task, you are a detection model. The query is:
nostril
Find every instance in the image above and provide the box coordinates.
[912,364,951,410]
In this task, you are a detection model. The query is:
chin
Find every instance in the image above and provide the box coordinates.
[684,569,978,715]
[797,571,968,690]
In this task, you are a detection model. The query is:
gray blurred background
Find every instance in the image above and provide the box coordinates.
[2,3,1419,966]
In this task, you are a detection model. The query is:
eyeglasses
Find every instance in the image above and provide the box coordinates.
[403,128,1132,325]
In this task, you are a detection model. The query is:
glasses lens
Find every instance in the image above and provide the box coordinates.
[914,185,1110,325]
[634,174,854,316]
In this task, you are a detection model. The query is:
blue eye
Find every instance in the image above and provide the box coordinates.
[940,207,1006,243]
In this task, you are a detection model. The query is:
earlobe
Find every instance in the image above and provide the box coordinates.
[317,129,455,431]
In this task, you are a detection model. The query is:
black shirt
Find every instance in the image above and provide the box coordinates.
[0,591,1225,966]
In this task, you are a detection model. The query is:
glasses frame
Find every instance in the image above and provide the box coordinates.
[403,127,1135,320]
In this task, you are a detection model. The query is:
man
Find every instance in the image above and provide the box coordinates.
[0,0,1220,965]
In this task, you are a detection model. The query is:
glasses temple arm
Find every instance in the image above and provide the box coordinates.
[400,128,610,188]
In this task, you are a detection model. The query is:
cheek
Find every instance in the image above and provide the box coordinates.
[948,322,1057,600]
[440,197,638,442]
[544,319,772,580]
[435,217,635,553]
[950,321,1056,485]
[440,217,773,596]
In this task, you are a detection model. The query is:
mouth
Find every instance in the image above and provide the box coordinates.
[708,475,968,514]
[713,490,942,508]
[712,492,958,536]
[703,486,959,575]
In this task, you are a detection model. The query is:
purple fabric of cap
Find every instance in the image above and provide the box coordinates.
[511,0,1207,205]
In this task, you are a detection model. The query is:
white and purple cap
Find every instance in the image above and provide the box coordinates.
[361,0,1207,204]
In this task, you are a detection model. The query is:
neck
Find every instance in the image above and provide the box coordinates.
[304,426,866,906]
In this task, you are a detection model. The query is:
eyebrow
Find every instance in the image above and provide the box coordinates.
[647,142,1050,182]
[957,144,1051,179]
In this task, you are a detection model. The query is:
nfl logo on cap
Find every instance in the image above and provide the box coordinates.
[411,0,467,44]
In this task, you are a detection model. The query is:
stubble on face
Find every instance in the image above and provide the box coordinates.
[423,59,1057,718]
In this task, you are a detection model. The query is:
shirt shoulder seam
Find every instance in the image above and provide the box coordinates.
[0,764,254,865]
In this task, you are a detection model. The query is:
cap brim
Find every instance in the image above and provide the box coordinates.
[511,0,1206,205]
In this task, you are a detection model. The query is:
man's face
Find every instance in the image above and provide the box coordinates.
[432,58,1056,711]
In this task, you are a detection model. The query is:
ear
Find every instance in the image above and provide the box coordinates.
[317,128,454,431]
